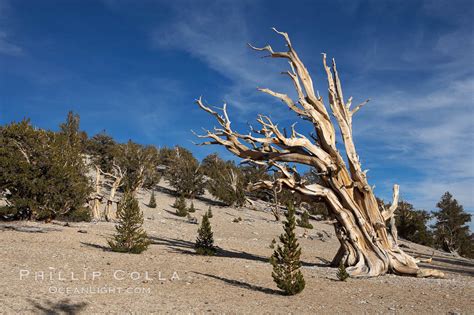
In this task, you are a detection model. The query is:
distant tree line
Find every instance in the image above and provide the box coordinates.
[0,113,91,221]
[0,112,472,257]
[378,192,472,258]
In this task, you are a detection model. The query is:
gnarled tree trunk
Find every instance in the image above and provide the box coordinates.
[271,182,281,222]
[91,165,103,220]
[194,28,443,278]
[101,164,125,222]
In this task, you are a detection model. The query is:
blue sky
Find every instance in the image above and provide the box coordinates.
[0,0,473,222]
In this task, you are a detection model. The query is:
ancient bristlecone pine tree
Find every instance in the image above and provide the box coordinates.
[194,28,443,278]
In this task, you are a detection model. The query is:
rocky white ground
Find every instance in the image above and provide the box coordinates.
[0,183,473,314]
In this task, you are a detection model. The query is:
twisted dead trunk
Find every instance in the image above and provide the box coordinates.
[100,164,125,222]
[91,165,103,220]
[194,28,443,278]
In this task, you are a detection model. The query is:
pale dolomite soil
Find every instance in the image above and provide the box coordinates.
[0,183,473,314]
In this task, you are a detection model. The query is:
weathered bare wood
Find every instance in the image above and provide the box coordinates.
[195,29,444,278]
[12,140,31,164]
[100,163,126,222]
[91,165,103,220]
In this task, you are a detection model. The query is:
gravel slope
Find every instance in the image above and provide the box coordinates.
[0,184,473,314]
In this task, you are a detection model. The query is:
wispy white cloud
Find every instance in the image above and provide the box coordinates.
[5,0,466,220]
[151,0,294,117]
[348,0,474,215]
[356,76,474,209]
[150,0,473,219]
[0,30,22,56]
[0,0,23,56]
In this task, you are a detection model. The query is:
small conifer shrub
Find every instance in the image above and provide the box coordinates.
[207,206,213,218]
[297,210,313,229]
[188,201,196,213]
[148,191,157,208]
[108,192,150,254]
[195,213,216,255]
[336,262,350,281]
[270,203,305,295]
[269,238,276,249]
[172,195,186,208]
[232,217,242,223]
[173,195,188,217]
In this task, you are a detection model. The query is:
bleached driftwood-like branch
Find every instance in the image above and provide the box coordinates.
[195,28,443,278]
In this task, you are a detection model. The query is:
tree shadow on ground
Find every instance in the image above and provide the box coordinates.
[0,224,62,233]
[80,241,111,252]
[28,298,87,315]
[155,184,227,207]
[163,209,187,218]
[403,250,474,277]
[194,195,228,207]
[149,236,327,268]
[315,256,332,265]
[162,209,199,224]
[192,271,281,295]
[418,263,474,277]
[155,185,176,196]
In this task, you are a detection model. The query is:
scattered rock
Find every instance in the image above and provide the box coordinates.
[187,216,198,224]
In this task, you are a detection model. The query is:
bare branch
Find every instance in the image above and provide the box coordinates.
[12,140,31,164]
[194,29,426,277]
[195,98,335,172]
[382,184,400,221]
[351,99,371,115]
[258,88,307,117]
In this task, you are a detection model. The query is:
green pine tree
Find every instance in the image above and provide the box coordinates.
[163,146,205,198]
[297,210,313,229]
[173,195,188,217]
[207,206,213,218]
[0,114,91,221]
[432,192,472,257]
[108,192,150,254]
[195,213,216,255]
[188,201,196,213]
[201,153,246,207]
[270,203,305,295]
[269,238,276,249]
[336,262,349,281]
[393,200,433,246]
[148,191,157,208]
